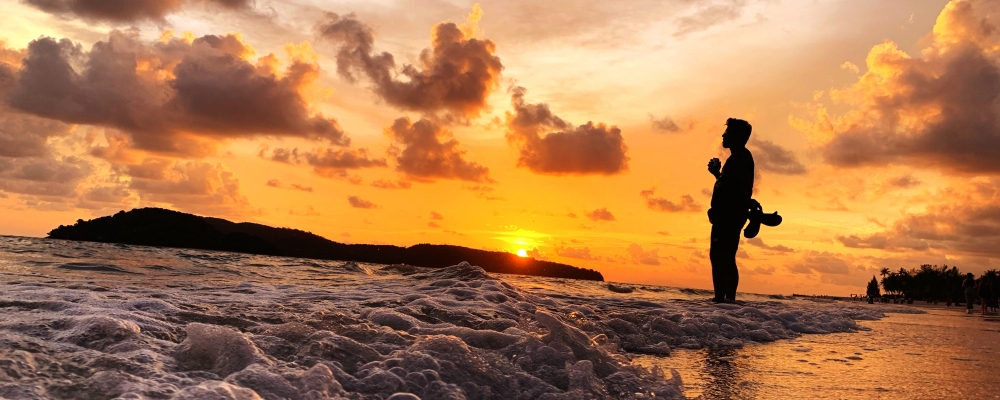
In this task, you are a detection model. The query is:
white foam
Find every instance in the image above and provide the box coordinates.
[0,237,923,399]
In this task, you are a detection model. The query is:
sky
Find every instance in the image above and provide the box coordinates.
[2,0,998,296]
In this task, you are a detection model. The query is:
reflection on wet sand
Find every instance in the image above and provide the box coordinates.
[636,305,1000,399]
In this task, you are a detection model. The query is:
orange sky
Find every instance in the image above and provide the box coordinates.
[3,0,998,296]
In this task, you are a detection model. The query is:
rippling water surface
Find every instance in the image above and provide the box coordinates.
[0,235,975,399]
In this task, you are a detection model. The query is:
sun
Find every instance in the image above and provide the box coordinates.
[516,249,528,257]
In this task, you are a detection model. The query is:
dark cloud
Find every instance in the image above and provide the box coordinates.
[627,243,660,265]
[746,237,795,253]
[884,174,921,189]
[0,111,72,159]
[8,30,348,157]
[266,178,281,187]
[347,195,377,209]
[0,155,91,198]
[649,114,679,132]
[429,211,443,220]
[23,0,254,23]
[259,146,387,179]
[639,188,701,212]
[807,0,1000,174]
[428,221,440,228]
[748,137,806,175]
[318,12,503,118]
[385,117,493,182]
[585,207,615,222]
[371,179,412,189]
[505,87,629,175]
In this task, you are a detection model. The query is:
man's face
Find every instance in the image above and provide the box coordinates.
[722,127,733,148]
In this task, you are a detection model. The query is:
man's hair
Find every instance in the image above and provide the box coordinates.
[726,118,752,142]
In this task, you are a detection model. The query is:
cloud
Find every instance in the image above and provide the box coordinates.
[8,30,348,157]
[746,237,795,253]
[794,0,1000,174]
[649,114,696,133]
[0,155,91,198]
[318,7,503,118]
[259,146,387,179]
[505,86,628,175]
[834,177,1000,256]
[788,251,851,275]
[674,0,749,37]
[649,114,680,132]
[585,207,616,222]
[747,137,806,175]
[371,179,412,189]
[385,117,493,182]
[555,245,597,260]
[427,221,440,228]
[840,61,860,74]
[884,174,921,189]
[429,211,443,220]
[265,179,313,192]
[127,159,254,216]
[76,184,133,210]
[640,188,701,212]
[22,0,254,23]
[627,243,660,265]
[744,265,775,275]
[347,195,377,209]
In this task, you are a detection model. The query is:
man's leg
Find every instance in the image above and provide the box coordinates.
[709,224,729,301]
[710,223,741,301]
[715,221,743,301]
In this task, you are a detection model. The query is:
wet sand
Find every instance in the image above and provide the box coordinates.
[636,304,1000,399]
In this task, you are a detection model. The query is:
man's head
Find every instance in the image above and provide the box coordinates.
[722,118,752,148]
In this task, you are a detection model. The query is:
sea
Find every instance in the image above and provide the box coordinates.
[0,235,996,399]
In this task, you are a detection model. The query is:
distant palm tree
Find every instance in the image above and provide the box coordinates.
[880,267,890,278]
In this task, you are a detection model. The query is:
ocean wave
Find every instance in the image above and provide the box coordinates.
[0,236,920,399]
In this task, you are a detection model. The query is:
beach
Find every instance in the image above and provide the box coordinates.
[0,236,972,399]
[637,303,1000,399]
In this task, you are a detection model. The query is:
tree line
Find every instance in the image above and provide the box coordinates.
[867,264,998,302]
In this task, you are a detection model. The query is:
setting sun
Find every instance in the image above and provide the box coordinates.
[517,249,528,257]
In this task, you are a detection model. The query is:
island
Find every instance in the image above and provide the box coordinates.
[47,208,604,281]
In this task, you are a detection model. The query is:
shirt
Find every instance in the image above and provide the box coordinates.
[710,147,755,224]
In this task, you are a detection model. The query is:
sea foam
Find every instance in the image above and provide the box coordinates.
[0,237,917,399]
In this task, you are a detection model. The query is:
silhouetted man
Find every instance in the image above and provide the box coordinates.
[707,118,754,303]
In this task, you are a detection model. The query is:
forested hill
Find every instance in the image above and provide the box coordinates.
[47,208,604,281]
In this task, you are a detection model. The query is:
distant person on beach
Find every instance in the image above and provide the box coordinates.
[963,273,976,314]
[979,279,992,315]
[706,118,754,303]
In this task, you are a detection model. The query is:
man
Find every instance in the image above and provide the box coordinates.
[706,118,754,303]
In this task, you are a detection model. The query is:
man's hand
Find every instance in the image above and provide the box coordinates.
[707,158,722,178]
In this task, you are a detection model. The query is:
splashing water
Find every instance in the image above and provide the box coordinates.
[0,236,922,399]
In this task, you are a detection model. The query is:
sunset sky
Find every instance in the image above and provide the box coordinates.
[2,0,997,296]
